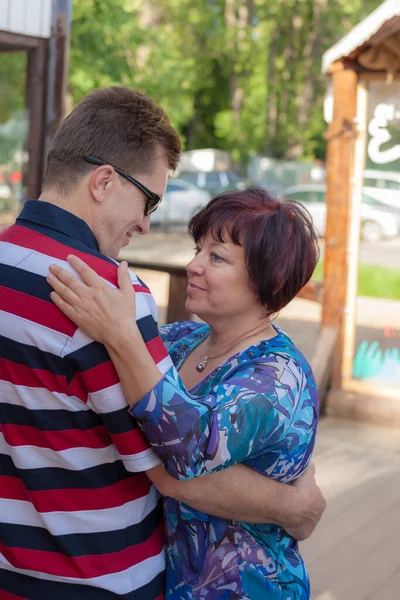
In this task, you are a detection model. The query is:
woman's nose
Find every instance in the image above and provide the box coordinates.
[186,253,204,275]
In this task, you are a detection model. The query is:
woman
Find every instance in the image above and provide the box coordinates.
[47,188,320,599]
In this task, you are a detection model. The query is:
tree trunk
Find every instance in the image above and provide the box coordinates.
[265,29,278,155]
[292,0,328,156]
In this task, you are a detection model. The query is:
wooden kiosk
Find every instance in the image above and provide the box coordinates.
[0,0,71,201]
[321,0,400,424]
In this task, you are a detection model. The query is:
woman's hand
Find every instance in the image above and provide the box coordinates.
[47,256,137,345]
[285,462,326,541]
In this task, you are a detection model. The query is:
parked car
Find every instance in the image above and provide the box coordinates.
[363,170,400,209]
[178,170,247,197]
[282,184,399,242]
[150,178,211,225]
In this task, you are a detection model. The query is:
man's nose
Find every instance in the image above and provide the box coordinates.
[136,216,151,235]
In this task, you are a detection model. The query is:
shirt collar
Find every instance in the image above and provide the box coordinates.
[17,200,99,251]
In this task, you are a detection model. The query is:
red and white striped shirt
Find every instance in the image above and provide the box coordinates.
[0,200,171,599]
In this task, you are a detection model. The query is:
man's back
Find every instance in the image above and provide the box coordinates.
[0,201,171,599]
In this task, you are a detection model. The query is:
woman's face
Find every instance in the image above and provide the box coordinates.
[185,231,261,322]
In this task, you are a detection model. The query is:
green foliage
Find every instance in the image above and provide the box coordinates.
[313,262,400,300]
[1,1,385,163]
[0,53,27,123]
[0,53,28,165]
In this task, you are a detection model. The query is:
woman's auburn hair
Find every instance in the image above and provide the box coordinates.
[188,186,320,316]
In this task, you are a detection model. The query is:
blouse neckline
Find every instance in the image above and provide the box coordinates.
[174,323,284,394]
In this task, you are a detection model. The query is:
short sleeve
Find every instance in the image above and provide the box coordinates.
[131,353,318,481]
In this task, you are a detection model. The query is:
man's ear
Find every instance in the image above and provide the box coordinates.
[89,165,114,203]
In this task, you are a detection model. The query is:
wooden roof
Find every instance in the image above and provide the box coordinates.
[322,0,400,74]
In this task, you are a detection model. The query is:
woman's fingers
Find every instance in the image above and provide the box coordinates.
[67,255,102,287]
[47,271,81,306]
[50,291,77,321]
[118,261,134,294]
[48,263,87,297]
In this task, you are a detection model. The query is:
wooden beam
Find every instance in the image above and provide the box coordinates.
[44,0,73,156]
[326,387,400,427]
[359,72,400,81]
[322,65,358,388]
[298,280,323,304]
[167,273,192,323]
[341,81,368,382]
[310,325,338,405]
[26,39,49,199]
[0,31,40,49]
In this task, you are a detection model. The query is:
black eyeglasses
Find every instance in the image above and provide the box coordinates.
[84,155,162,216]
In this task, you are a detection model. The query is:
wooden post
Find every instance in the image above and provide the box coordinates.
[322,62,358,388]
[44,0,72,156]
[167,273,192,323]
[341,80,368,382]
[26,39,48,199]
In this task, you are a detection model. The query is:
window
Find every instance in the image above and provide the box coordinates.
[227,172,240,183]
[205,172,222,186]
[364,178,400,190]
[362,194,380,206]
[286,191,313,203]
[179,173,199,185]
[384,180,400,190]
[364,178,378,188]
[167,183,185,192]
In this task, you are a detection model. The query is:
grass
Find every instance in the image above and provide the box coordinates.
[312,262,400,300]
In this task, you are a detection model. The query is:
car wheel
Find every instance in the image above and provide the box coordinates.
[361,220,383,242]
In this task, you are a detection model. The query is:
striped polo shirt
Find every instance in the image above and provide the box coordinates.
[0,200,172,599]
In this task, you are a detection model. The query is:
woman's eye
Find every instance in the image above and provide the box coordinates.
[194,246,200,255]
[211,252,223,262]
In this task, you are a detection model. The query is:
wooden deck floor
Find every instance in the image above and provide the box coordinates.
[301,417,400,600]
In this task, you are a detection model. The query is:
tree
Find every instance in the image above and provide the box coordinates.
[0,0,384,166]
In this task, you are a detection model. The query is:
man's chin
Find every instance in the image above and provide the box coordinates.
[107,247,121,260]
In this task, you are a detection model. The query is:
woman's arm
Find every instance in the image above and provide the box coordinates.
[148,462,325,540]
[47,257,317,482]
[47,257,325,535]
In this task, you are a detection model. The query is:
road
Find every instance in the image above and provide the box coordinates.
[358,236,400,269]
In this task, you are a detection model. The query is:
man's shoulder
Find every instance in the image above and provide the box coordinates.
[0,222,119,288]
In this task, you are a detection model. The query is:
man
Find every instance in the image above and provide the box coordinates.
[0,86,325,599]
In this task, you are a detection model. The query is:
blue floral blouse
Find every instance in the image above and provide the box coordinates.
[131,321,319,599]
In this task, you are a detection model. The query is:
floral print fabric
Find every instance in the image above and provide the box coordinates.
[131,322,319,599]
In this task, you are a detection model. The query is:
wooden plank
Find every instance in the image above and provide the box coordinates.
[298,280,323,304]
[26,38,48,199]
[302,417,400,600]
[307,500,400,600]
[374,567,400,600]
[8,0,26,36]
[310,325,337,402]
[326,388,400,426]
[341,80,368,381]
[0,0,10,31]
[0,30,40,49]
[43,0,72,155]
[167,273,192,323]
[322,65,358,388]
[359,71,400,81]
[126,260,190,277]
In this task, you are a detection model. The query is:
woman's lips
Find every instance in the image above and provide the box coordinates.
[187,282,206,292]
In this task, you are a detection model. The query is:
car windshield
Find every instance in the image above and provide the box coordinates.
[362,194,382,207]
